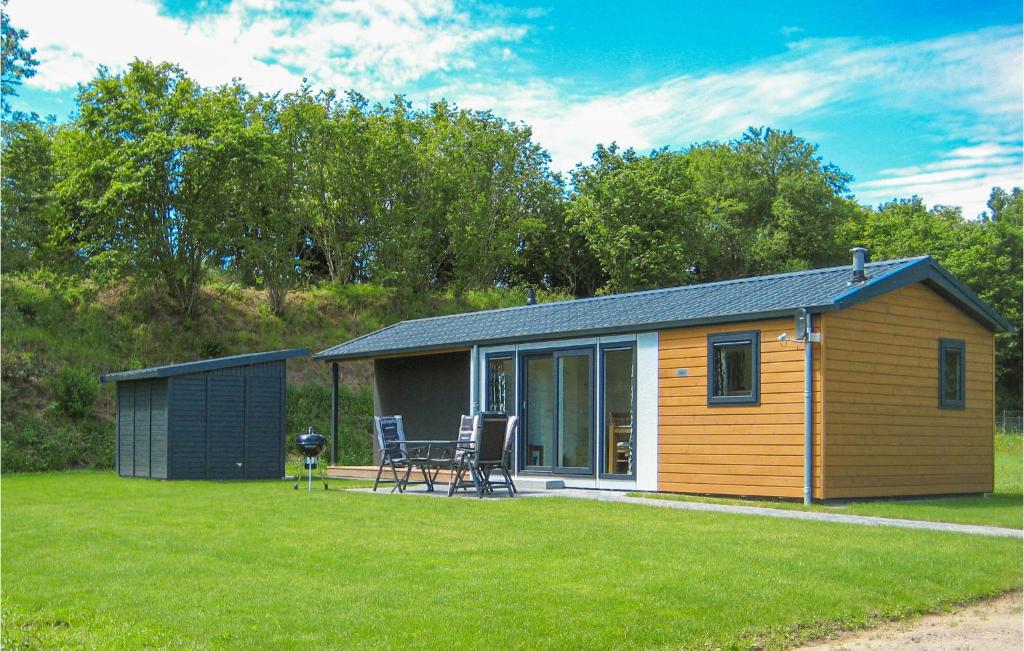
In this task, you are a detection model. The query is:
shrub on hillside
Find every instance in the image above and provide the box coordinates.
[286,383,373,465]
[1,412,113,472]
[49,366,99,419]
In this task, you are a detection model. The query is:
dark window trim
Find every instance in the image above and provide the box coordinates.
[707,330,761,406]
[598,343,637,480]
[484,351,516,414]
[938,338,966,409]
[517,345,596,475]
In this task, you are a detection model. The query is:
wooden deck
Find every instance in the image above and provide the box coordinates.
[327,465,459,482]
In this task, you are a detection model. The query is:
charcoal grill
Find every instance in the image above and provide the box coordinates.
[294,427,329,490]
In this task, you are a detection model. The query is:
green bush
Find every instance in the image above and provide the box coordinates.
[1,412,113,472]
[48,367,99,419]
[286,383,373,465]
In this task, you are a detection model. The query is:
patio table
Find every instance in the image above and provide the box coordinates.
[401,440,472,492]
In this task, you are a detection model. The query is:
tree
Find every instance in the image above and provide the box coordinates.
[696,127,854,277]
[1,118,55,271]
[1,0,39,116]
[54,61,241,317]
[569,145,707,292]
[228,90,305,316]
[982,188,1023,412]
[281,86,370,283]
[566,130,857,292]
[851,193,1023,411]
[422,101,561,290]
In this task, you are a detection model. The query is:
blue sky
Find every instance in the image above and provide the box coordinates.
[8,0,1022,217]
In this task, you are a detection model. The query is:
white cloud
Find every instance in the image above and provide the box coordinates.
[9,0,1021,215]
[854,143,1022,217]
[437,26,1021,218]
[9,0,526,95]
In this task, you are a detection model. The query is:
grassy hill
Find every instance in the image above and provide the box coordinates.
[1,271,566,472]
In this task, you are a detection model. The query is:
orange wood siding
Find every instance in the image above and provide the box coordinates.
[657,318,824,499]
[820,282,995,498]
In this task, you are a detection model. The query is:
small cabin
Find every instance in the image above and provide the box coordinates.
[100,349,309,480]
[315,253,1011,502]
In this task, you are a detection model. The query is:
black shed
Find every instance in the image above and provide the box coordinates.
[100,348,309,480]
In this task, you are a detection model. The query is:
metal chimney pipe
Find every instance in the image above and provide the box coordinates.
[526,288,537,305]
[850,247,868,283]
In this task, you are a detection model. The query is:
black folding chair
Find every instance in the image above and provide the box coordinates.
[372,416,430,492]
[450,412,508,498]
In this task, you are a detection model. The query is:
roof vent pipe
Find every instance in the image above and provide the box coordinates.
[850,247,868,283]
[526,288,537,305]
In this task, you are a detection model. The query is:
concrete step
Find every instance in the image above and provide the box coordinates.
[513,478,565,491]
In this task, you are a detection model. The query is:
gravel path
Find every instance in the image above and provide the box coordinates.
[356,485,1019,536]
[796,591,1023,650]
[568,490,1024,539]
[356,486,1022,538]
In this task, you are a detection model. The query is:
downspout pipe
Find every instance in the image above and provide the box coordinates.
[803,313,814,505]
[470,345,480,414]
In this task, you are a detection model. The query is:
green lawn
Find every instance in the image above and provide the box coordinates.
[631,434,1024,530]
[2,473,1021,650]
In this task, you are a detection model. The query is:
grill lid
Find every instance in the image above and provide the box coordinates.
[296,428,327,457]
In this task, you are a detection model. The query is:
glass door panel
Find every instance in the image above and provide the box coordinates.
[602,347,635,476]
[556,352,592,471]
[523,354,554,469]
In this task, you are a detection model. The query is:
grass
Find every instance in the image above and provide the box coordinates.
[2,472,1021,650]
[630,434,1023,530]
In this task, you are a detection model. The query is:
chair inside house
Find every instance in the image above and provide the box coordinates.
[608,412,633,475]
[449,411,508,498]
[372,415,430,492]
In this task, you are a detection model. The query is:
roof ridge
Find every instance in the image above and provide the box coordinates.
[387,256,927,328]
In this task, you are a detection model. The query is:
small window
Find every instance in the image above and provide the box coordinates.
[939,339,965,409]
[707,331,760,406]
[486,354,515,413]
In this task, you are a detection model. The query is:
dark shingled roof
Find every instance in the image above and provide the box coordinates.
[315,256,1012,361]
[100,348,310,383]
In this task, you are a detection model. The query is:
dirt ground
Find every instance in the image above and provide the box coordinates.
[797,591,1023,651]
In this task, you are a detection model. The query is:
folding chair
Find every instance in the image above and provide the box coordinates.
[372,416,430,492]
[450,412,508,498]
[484,414,518,496]
[445,415,480,496]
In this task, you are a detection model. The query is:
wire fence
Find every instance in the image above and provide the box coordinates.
[999,410,1023,434]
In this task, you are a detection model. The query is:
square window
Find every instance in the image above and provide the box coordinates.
[939,338,965,409]
[707,331,760,405]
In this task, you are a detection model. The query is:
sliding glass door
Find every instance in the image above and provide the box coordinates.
[521,348,593,474]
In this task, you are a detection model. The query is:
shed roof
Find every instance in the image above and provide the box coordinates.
[315,256,1013,361]
[100,348,310,383]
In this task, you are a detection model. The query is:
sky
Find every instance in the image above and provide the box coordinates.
[7,0,1023,218]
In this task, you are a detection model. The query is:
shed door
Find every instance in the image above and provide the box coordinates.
[133,381,152,478]
[208,376,245,479]
[244,376,282,479]
[117,383,135,476]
